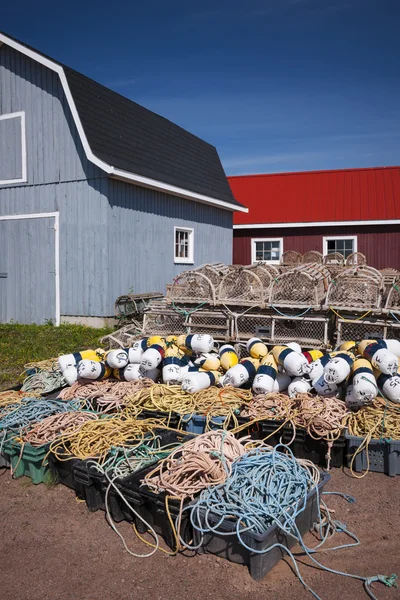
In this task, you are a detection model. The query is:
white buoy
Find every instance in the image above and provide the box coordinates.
[141,342,166,371]
[352,359,377,404]
[177,334,214,354]
[272,346,310,377]
[127,339,149,364]
[273,372,291,392]
[106,349,129,369]
[63,365,78,386]
[286,342,302,354]
[345,383,361,409]
[308,354,332,382]
[377,373,400,403]
[162,356,185,385]
[194,353,221,371]
[288,377,311,398]
[76,360,111,381]
[312,374,338,397]
[58,349,104,373]
[324,353,354,384]
[383,339,400,357]
[181,371,219,393]
[221,359,259,388]
[359,340,398,375]
[252,355,278,394]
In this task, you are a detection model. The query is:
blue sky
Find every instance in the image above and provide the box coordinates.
[3,0,400,175]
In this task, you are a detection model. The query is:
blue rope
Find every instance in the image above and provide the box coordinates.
[390,311,400,324]
[0,398,76,431]
[271,305,312,318]
[182,445,397,599]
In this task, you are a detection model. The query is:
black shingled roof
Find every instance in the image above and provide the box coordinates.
[1,32,243,208]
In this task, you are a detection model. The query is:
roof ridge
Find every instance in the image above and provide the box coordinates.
[228,165,400,179]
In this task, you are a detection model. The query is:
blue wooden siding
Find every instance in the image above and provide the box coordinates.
[0,43,234,320]
[107,180,233,307]
[0,115,22,181]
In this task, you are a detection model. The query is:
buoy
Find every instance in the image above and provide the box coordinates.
[303,349,324,364]
[288,377,312,398]
[63,365,78,386]
[273,372,291,392]
[221,358,259,388]
[106,349,129,369]
[312,374,338,397]
[181,371,220,393]
[338,341,357,353]
[384,339,400,357]
[352,358,377,404]
[345,381,359,409]
[308,353,332,382]
[219,345,239,371]
[247,338,269,359]
[77,360,112,381]
[127,339,149,364]
[147,335,165,346]
[194,353,221,371]
[252,354,278,394]
[141,341,166,371]
[324,352,354,384]
[377,373,400,403]
[272,346,310,377]
[162,356,186,385]
[358,340,398,375]
[286,342,302,354]
[114,364,141,381]
[58,349,104,373]
[177,334,214,354]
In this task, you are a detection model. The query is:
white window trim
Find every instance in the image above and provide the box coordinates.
[0,111,27,186]
[251,237,283,264]
[323,235,358,256]
[174,226,194,264]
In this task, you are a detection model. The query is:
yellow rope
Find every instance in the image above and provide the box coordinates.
[329,307,372,321]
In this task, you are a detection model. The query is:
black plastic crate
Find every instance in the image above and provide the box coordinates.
[47,449,85,496]
[234,416,267,441]
[282,427,346,469]
[346,434,400,476]
[260,420,288,446]
[138,409,182,429]
[193,471,330,580]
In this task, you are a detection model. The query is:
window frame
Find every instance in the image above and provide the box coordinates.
[323,235,357,258]
[0,111,27,186]
[251,237,283,264]
[174,226,194,264]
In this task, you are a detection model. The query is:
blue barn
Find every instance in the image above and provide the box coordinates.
[0,32,245,325]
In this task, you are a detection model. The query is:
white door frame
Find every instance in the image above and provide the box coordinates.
[0,212,60,325]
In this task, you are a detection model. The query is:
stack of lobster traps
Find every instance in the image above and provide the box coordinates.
[107,253,400,352]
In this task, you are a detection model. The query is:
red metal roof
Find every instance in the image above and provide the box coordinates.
[229,166,400,225]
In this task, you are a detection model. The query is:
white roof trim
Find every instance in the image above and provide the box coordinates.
[0,33,247,213]
[233,219,400,229]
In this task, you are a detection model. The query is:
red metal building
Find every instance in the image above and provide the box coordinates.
[230,166,400,269]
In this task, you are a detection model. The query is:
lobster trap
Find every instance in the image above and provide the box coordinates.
[324,266,384,313]
[383,276,400,316]
[114,292,163,324]
[269,264,331,309]
[335,316,388,345]
[302,251,323,264]
[167,270,217,305]
[218,267,265,307]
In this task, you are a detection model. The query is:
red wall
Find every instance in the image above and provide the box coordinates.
[233,224,400,270]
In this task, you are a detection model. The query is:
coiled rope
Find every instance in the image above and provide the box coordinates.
[49,416,162,463]
[19,411,99,446]
[0,399,76,431]
[21,370,66,394]
[125,385,196,415]
[23,357,59,373]
[58,378,154,402]
[0,390,41,411]
[240,392,292,420]
[143,430,246,499]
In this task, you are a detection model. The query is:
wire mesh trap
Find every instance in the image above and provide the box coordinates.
[218,267,265,307]
[325,266,384,312]
[269,264,331,309]
[167,270,216,305]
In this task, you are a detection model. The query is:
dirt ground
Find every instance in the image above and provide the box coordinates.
[0,467,399,600]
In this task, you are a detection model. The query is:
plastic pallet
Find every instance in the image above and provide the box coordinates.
[1,439,50,484]
[193,471,330,580]
[346,434,400,476]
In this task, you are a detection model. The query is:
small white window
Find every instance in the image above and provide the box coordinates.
[251,238,283,264]
[174,227,194,264]
[323,236,357,259]
[0,111,27,185]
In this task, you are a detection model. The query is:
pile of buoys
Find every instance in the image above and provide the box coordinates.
[52,335,400,409]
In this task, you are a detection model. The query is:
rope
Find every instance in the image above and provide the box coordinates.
[143,430,246,499]
[21,370,66,394]
[240,392,292,421]
[191,387,252,431]
[0,390,41,411]
[329,307,372,321]
[49,416,162,463]
[0,399,77,431]
[19,411,98,446]
[271,305,312,318]
[171,301,207,317]
[23,357,59,373]
[184,445,397,600]
[58,378,154,402]
[390,311,400,323]
[125,385,196,416]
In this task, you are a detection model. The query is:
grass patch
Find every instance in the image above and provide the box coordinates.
[0,323,112,391]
